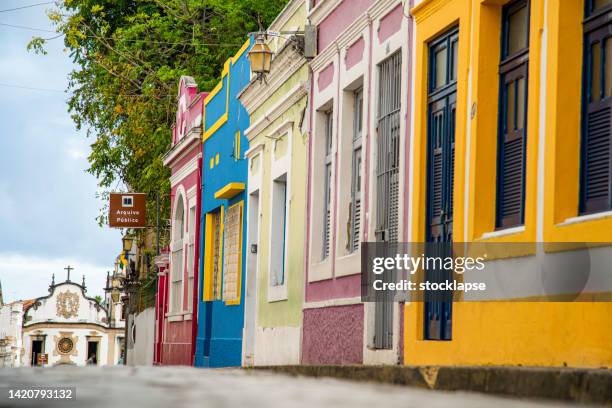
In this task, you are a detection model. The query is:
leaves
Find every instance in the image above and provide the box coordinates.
[30,0,288,233]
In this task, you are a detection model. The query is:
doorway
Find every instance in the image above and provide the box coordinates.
[243,190,260,366]
[424,27,458,341]
[31,339,43,366]
[87,341,99,365]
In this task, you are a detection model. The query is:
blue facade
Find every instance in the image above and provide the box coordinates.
[195,38,252,368]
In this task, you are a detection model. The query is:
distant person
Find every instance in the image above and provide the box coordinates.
[86,353,97,365]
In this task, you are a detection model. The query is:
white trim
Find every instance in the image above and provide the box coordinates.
[267,125,292,303]
[245,142,265,160]
[162,133,201,166]
[302,296,362,310]
[169,154,200,187]
[558,210,612,227]
[480,226,526,240]
[243,83,308,140]
[240,47,307,116]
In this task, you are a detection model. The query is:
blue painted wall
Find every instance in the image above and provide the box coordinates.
[195,38,252,368]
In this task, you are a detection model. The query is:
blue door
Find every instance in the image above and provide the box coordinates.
[424,27,458,341]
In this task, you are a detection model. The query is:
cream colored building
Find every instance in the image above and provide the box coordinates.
[17,271,125,367]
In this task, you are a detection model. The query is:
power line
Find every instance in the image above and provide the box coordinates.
[0,22,241,47]
[0,22,55,32]
[0,1,55,13]
[0,82,64,93]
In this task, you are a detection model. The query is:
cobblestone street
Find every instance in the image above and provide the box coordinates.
[0,366,576,408]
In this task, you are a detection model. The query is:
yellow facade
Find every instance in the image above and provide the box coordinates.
[405,0,612,368]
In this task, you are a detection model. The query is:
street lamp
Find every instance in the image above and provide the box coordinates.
[122,235,134,253]
[247,34,273,77]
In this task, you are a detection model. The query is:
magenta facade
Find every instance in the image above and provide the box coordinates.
[155,76,206,366]
[304,0,411,365]
[302,304,363,365]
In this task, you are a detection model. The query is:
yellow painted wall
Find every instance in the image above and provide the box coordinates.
[405,0,612,368]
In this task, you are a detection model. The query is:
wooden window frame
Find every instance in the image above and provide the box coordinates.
[495,0,530,229]
[580,0,612,214]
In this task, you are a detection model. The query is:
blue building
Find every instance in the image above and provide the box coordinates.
[195,38,252,368]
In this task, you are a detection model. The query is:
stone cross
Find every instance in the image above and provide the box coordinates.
[64,265,74,282]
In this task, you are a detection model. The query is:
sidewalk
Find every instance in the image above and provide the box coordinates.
[253,365,612,404]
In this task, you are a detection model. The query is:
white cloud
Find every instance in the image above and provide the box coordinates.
[0,252,111,303]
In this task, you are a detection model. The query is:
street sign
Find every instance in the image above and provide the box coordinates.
[37,353,48,365]
[109,193,147,228]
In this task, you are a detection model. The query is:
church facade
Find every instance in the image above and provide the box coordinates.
[21,271,125,367]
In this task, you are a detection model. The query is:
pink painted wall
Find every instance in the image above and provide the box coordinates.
[345,37,365,70]
[317,0,375,52]
[302,304,364,365]
[157,76,205,366]
[377,4,403,43]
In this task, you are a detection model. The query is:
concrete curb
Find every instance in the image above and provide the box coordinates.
[249,365,612,404]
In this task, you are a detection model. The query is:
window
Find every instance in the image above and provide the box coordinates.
[349,89,363,252]
[222,202,243,303]
[203,208,223,301]
[323,111,333,259]
[211,209,223,300]
[122,196,133,207]
[270,174,288,286]
[186,205,196,312]
[170,196,185,313]
[496,0,530,229]
[581,0,612,214]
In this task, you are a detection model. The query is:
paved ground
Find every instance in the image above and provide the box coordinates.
[0,366,581,408]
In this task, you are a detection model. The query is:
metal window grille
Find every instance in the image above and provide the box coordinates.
[323,111,333,260]
[374,52,402,350]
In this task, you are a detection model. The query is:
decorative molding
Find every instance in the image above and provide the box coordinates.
[268,0,305,32]
[162,133,200,166]
[244,142,265,159]
[310,0,403,72]
[410,0,452,23]
[240,45,307,115]
[303,296,362,309]
[244,83,308,141]
[169,154,200,188]
[308,0,342,26]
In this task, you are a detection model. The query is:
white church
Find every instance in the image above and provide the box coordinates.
[0,267,125,367]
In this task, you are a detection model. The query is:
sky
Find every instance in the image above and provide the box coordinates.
[0,1,122,302]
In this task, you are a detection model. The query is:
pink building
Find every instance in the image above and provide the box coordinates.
[155,76,206,365]
[303,0,412,365]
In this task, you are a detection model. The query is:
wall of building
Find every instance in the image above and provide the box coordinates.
[304,0,411,365]
[195,39,252,368]
[404,0,612,368]
[240,0,309,367]
[128,307,155,366]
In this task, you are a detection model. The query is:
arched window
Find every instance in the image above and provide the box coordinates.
[170,194,185,314]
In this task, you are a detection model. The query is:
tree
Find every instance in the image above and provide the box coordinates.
[29,0,288,234]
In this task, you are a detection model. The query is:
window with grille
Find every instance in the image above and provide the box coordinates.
[496,0,529,229]
[581,0,612,214]
[211,209,223,301]
[270,174,288,286]
[350,89,363,253]
[323,110,333,260]
[186,205,196,312]
[170,197,185,314]
[222,203,243,303]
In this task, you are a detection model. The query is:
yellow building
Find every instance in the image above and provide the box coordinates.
[404,0,612,368]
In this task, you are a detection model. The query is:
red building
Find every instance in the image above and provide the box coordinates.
[154,76,206,365]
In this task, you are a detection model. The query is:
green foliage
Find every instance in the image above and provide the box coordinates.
[30,0,288,229]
